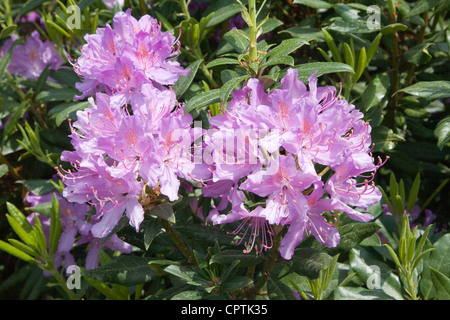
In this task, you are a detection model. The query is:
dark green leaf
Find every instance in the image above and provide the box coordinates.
[210,250,263,268]
[397,81,450,100]
[279,26,324,43]
[204,0,247,28]
[35,88,81,102]
[19,0,48,17]
[326,222,381,256]
[289,248,334,279]
[146,202,176,223]
[381,23,408,35]
[83,256,157,287]
[267,278,298,300]
[48,101,90,126]
[173,59,203,99]
[333,286,394,300]
[293,0,333,9]
[221,276,253,292]
[220,75,250,102]
[434,116,450,150]
[205,58,239,69]
[405,0,441,18]
[403,43,433,65]
[292,62,354,83]
[223,28,249,53]
[184,89,221,115]
[264,39,308,61]
[429,267,450,300]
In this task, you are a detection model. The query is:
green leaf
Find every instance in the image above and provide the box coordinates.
[48,101,90,126]
[25,201,53,216]
[366,32,383,64]
[0,25,17,40]
[403,43,433,65]
[83,255,157,287]
[222,276,253,292]
[184,88,221,115]
[171,289,205,300]
[279,26,324,43]
[289,248,334,279]
[434,115,450,150]
[142,218,162,251]
[429,267,450,300]
[353,47,366,83]
[84,276,128,300]
[49,193,62,256]
[210,249,263,268]
[35,88,81,102]
[220,74,250,102]
[405,0,441,18]
[267,278,298,300]
[0,164,8,178]
[163,265,200,286]
[146,202,176,223]
[173,59,203,99]
[359,74,389,112]
[397,81,450,100]
[264,39,308,61]
[205,58,239,69]
[19,0,48,17]
[342,42,355,69]
[406,172,421,213]
[260,55,295,68]
[292,62,354,83]
[349,248,404,300]
[0,240,37,265]
[333,286,395,300]
[326,222,381,256]
[204,0,247,28]
[420,234,450,299]
[293,0,333,9]
[34,64,51,95]
[223,28,249,53]
[381,23,408,35]
[175,224,236,246]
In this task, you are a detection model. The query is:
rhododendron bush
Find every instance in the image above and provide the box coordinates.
[0,0,448,302]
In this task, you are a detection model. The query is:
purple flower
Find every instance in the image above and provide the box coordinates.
[1,31,63,79]
[74,9,190,100]
[201,68,386,259]
[25,190,132,271]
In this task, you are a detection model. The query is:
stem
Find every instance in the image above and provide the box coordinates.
[179,0,191,20]
[160,219,197,266]
[0,150,22,180]
[248,0,258,62]
[247,233,281,297]
[46,264,78,300]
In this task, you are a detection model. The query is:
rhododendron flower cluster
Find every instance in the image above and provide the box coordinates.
[201,69,386,259]
[26,191,131,271]
[57,10,199,262]
[0,30,63,79]
[73,8,189,100]
[57,9,386,264]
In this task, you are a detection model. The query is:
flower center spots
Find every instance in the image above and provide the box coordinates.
[125,129,138,147]
[277,101,290,120]
[29,48,39,63]
[302,118,312,133]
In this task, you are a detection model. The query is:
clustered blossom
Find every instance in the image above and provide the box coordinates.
[55,10,202,267]
[200,69,386,259]
[73,8,189,100]
[56,9,385,264]
[0,30,63,79]
[26,191,132,271]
